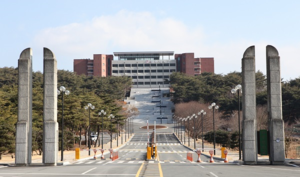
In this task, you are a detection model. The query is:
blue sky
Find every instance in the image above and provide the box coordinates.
[1,0,300,80]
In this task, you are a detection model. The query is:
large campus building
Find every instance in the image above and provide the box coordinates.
[74,51,214,88]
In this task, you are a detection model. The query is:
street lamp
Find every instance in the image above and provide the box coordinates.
[98,110,106,149]
[85,103,95,156]
[191,114,198,149]
[179,118,183,142]
[208,102,219,155]
[108,114,115,148]
[57,86,70,161]
[198,110,206,152]
[186,116,191,146]
[182,118,187,144]
[231,84,242,160]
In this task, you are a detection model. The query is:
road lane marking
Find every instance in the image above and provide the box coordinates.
[97,161,104,164]
[118,161,124,163]
[128,161,134,163]
[82,167,97,175]
[135,162,144,177]
[85,161,95,164]
[210,172,218,177]
[158,162,164,177]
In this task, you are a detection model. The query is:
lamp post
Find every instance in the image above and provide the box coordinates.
[192,114,198,149]
[208,102,219,155]
[231,84,242,160]
[183,118,187,144]
[85,103,95,156]
[198,110,206,152]
[124,119,127,142]
[57,86,70,161]
[186,116,190,146]
[179,118,183,142]
[108,114,115,148]
[127,117,130,139]
[98,110,106,149]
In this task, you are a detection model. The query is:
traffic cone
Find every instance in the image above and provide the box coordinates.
[197,154,202,163]
[224,154,228,163]
[210,154,214,163]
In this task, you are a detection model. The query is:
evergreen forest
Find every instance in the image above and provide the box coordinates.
[0,67,132,158]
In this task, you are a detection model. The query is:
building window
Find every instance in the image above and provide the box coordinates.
[145,64,150,67]
[138,70,143,73]
[133,82,137,85]
[164,69,169,72]
[151,82,156,85]
[113,70,118,73]
[103,69,105,72]
[170,63,176,66]
[157,82,163,85]
[138,64,143,67]
[151,64,156,67]
[145,82,150,85]
[157,76,163,78]
[164,76,169,79]
[138,82,144,85]
[132,64,137,67]
[145,70,150,73]
[170,69,176,72]
[125,64,131,67]
[132,76,137,79]
[151,70,156,73]
[164,63,169,66]
[132,70,137,73]
[138,76,143,79]
[157,63,163,66]
[125,70,131,73]
[119,70,124,73]
[145,76,150,79]
[151,76,156,79]
[119,64,124,67]
[103,57,105,59]
[157,70,163,73]
[112,64,118,67]
[103,63,105,66]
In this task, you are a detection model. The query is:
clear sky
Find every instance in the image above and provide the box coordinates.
[1,0,299,80]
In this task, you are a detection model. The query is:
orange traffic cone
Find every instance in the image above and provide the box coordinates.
[224,154,228,163]
[210,155,214,163]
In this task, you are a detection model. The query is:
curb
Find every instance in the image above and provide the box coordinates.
[172,133,225,162]
[65,134,135,165]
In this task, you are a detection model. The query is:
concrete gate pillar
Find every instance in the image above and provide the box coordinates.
[266,45,285,164]
[42,48,59,165]
[16,48,33,166]
[242,46,257,164]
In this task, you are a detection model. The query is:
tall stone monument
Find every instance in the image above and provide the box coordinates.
[42,48,59,165]
[266,45,285,164]
[242,46,257,164]
[16,48,33,166]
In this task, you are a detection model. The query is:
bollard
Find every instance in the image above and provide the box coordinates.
[209,150,214,163]
[93,149,97,160]
[100,149,105,160]
[75,148,80,160]
[109,148,113,159]
[224,149,228,163]
[196,148,202,163]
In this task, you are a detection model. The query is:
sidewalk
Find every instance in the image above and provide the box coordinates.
[0,133,134,165]
[174,132,300,164]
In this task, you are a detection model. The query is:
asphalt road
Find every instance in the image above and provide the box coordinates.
[0,125,299,177]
